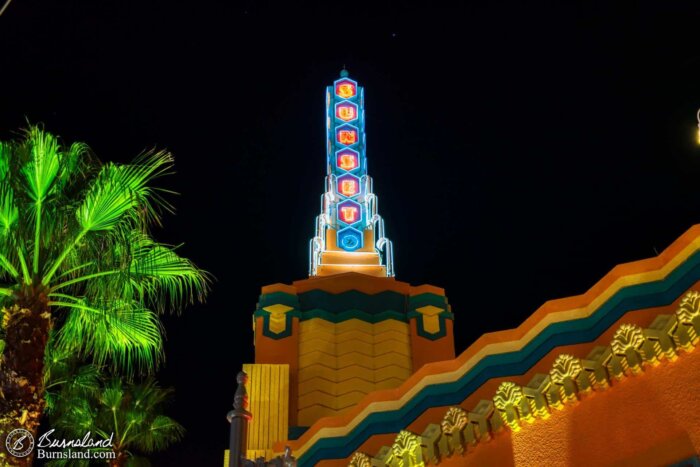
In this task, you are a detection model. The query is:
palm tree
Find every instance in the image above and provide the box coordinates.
[44,345,183,467]
[0,127,208,465]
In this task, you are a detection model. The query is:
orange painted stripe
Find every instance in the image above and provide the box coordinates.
[282,225,700,453]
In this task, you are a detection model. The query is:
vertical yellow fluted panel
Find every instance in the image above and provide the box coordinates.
[242,363,290,458]
[297,319,412,426]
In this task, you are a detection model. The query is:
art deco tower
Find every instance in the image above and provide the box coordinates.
[226,72,700,467]
[309,69,394,277]
[236,71,455,460]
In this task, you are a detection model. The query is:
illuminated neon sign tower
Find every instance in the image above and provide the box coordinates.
[309,70,394,277]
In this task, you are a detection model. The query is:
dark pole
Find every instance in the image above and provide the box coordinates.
[227,370,252,467]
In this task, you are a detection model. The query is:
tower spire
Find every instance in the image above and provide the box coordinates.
[309,71,394,277]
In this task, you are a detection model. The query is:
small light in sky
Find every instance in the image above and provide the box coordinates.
[697,109,700,144]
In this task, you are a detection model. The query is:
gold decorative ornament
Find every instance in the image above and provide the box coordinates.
[550,354,584,403]
[349,452,372,467]
[441,407,468,454]
[350,297,700,466]
[612,324,646,375]
[494,382,530,431]
[676,290,700,346]
[390,431,424,467]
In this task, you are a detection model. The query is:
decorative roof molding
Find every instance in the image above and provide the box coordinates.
[288,226,700,464]
[350,290,700,465]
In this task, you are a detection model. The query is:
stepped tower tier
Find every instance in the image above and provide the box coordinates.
[309,70,394,277]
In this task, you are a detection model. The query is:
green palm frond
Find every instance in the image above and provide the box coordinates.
[133,415,184,453]
[0,126,208,402]
[54,299,163,374]
[0,253,19,280]
[125,408,147,428]
[21,126,61,203]
[118,150,175,225]
[127,232,209,312]
[46,365,183,463]
[44,334,103,415]
[100,383,124,411]
[55,142,91,192]
[54,398,96,433]
[43,342,73,387]
[0,142,10,181]
[129,378,171,410]
[67,364,102,398]
[0,184,18,238]
[75,163,143,233]
[76,151,173,232]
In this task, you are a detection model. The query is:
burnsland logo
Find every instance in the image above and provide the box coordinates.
[5,429,34,458]
[4,428,116,460]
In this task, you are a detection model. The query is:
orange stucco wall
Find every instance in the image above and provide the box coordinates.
[409,318,456,371]
[433,346,700,467]
[320,296,695,465]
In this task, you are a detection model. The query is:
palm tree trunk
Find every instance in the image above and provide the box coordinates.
[0,291,52,466]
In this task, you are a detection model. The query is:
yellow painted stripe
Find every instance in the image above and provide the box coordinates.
[336,340,379,356]
[373,366,412,382]
[299,352,338,369]
[299,377,381,397]
[298,390,338,410]
[299,390,369,411]
[291,234,700,458]
[299,364,383,383]
[369,330,410,343]
[373,339,411,357]
[300,319,336,332]
[300,329,409,346]
[372,320,410,334]
[299,338,337,356]
[333,319,375,333]
[301,330,373,345]
[337,329,408,343]
[373,377,407,390]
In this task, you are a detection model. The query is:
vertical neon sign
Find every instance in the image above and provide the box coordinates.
[310,70,394,276]
[328,72,366,251]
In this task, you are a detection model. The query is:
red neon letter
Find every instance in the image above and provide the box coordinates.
[337,130,357,145]
[338,154,358,170]
[336,83,356,99]
[340,206,359,223]
[340,179,358,196]
[337,105,356,121]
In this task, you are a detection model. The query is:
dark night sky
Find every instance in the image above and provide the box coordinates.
[2,1,700,465]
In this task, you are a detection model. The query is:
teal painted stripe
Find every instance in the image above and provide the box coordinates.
[297,250,700,465]
[407,310,454,340]
[669,455,700,467]
[258,291,300,309]
[253,308,300,339]
[288,426,310,441]
[300,308,407,323]
[407,310,454,320]
[298,289,408,314]
[408,293,448,309]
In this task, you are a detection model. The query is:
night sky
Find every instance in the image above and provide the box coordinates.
[2,1,700,465]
